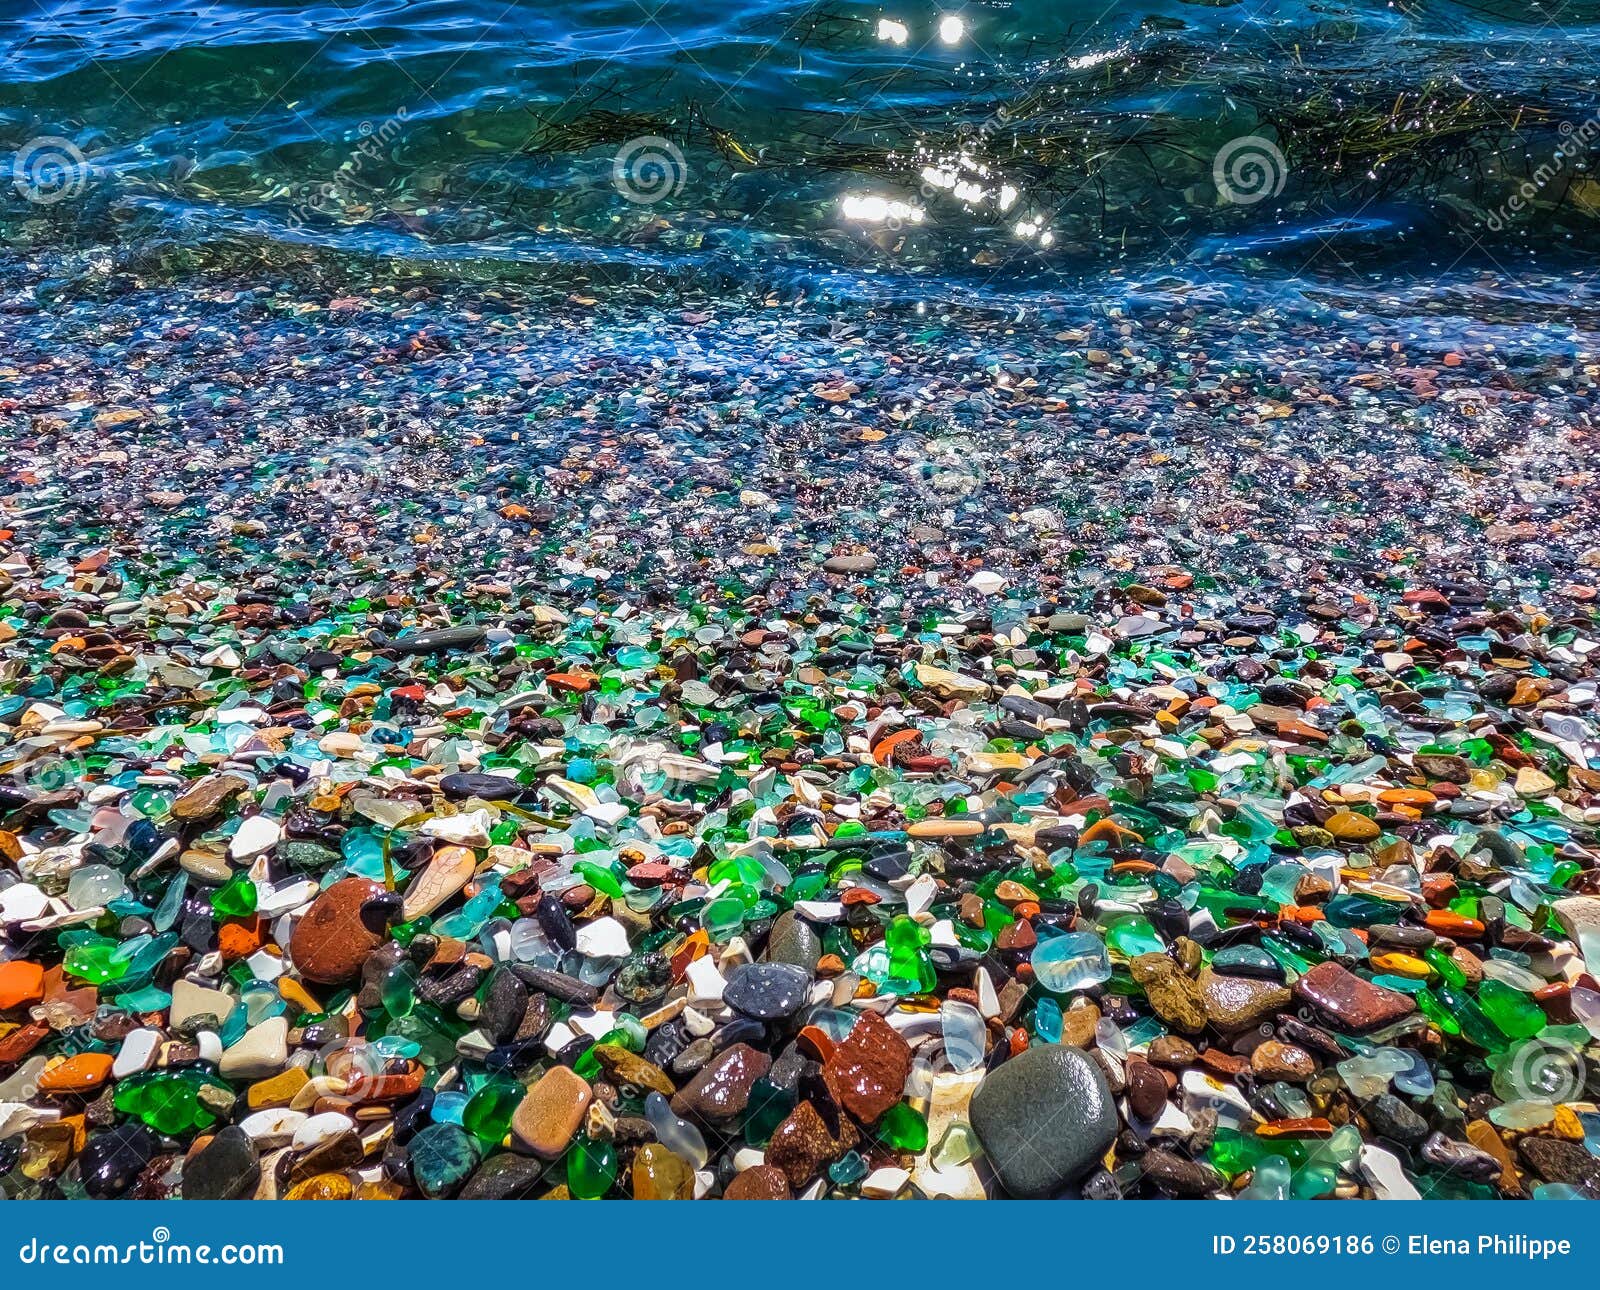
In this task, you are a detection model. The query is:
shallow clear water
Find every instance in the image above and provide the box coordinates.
[0,0,1595,605]
[4,0,1600,292]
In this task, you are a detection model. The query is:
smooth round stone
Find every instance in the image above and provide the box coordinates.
[181,1125,260,1200]
[1125,1057,1168,1121]
[459,1151,547,1200]
[289,877,385,984]
[722,962,811,1021]
[1210,944,1286,982]
[438,772,522,801]
[968,1044,1117,1197]
[766,911,820,973]
[80,1124,159,1199]
[406,1122,480,1199]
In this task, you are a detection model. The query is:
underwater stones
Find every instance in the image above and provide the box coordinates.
[3,290,1600,1213]
[969,1045,1117,1197]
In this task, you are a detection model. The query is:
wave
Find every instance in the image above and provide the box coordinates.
[2,0,1599,283]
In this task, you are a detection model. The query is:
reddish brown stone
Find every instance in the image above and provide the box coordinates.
[724,1165,793,1199]
[1292,961,1416,1032]
[996,920,1036,953]
[289,877,386,984]
[669,1042,770,1126]
[1198,1047,1248,1078]
[822,1009,913,1123]
[764,1100,860,1188]
[1125,1057,1167,1120]
[0,1021,49,1063]
[1250,1039,1317,1082]
[511,1066,593,1159]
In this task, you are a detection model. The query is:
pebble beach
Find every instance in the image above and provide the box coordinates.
[3,0,1600,1202]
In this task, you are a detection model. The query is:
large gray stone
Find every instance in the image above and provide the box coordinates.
[968,1044,1117,1197]
[723,962,811,1021]
[766,911,820,973]
[181,1126,260,1200]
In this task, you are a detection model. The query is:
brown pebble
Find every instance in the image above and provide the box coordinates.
[822,1010,913,1123]
[1293,961,1416,1032]
[1250,1039,1317,1082]
[511,1066,593,1160]
[670,1043,771,1126]
[1147,1035,1198,1069]
[1126,1057,1167,1120]
[764,1100,859,1188]
[289,877,386,985]
[724,1165,793,1199]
